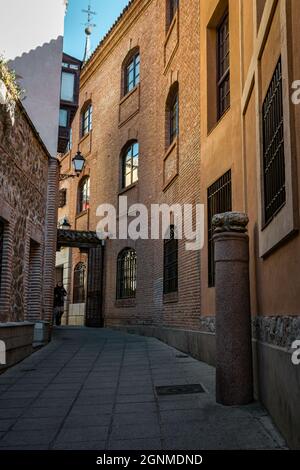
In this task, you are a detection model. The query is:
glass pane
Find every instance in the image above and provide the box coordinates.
[61,72,75,102]
[59,109,68,127]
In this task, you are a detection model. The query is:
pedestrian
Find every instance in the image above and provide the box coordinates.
[53,282,67,326]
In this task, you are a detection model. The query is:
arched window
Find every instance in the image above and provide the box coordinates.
[123,50,140,96]
[73,262,86,304]
[167,0,179,30]
[81,103,92,137]
[121,141,139,189]
[163,225,178,294]
[166,82,179,147]
[116,248,137,299]
[77,177,90,213]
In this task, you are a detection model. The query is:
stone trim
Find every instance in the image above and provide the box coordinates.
[252,316,300,349]
[197,315,300,349]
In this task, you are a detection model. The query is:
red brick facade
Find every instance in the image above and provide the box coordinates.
[58,0,202,330]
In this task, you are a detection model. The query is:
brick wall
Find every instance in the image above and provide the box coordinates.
[58,0,202,330]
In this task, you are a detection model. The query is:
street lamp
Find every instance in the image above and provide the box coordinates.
[59,217,71,230]
[59,151,86,181]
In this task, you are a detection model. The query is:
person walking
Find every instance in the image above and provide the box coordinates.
[53,282,67,326]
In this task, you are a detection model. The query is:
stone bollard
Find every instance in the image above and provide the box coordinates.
[212,212,253,405]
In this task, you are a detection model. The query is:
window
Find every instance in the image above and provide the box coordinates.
[217,11,230,119]
[58,189,67,208]
[61,72,75,102]
[122,142,139,188]
[73,262,86,304]
[116,248,137,299]
[81,104,92,137]
[0,220,4,294]
[59,109,68,128]
[78,177,90,213]
[207,170,232,287]
[163,225,178,294]
[167,0,179,28]
[262,58,285,225]
[170,92,179,144]
[124,52,140,95]
[166,82,179,146]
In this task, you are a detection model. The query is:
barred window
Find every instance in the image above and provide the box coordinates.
[0,220,4,295]
[116,248,137,299]
[217,11,230,119]
[73,262,86,304]
[207,170,232,287]
[122,142,139,188]
[78,177,90,214]
[81,104,92,137]
[262,57,286,225]
[125,53,140,95]
[164,225,178,294]
[58,188,67,208]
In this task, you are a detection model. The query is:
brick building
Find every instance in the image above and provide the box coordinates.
[57,0,300,448]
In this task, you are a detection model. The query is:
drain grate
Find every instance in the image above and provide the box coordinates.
[176,354,189,359]
[21,368,37,372]
[156,384,205,396]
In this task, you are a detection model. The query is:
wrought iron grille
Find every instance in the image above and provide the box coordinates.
[207,170,232,287]
[0,221,4,295]
[117,249,137,299]
[73,262,86,304]
[163,225,178,294]
[217,11,230,119]
[262,57,286,225]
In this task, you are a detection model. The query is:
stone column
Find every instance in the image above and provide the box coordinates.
[213,212,253,405]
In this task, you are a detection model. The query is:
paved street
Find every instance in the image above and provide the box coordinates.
[0,328,286,450]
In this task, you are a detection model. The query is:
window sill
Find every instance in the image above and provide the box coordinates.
[119,182,138,195]
[163,292,178,304]
[79,131,92,144]
[207,106,231,137]
[115,298,136,308]
[75,209,89,220]
[120,84,139,105]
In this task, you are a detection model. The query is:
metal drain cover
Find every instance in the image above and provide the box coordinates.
[176,354,189,358]
[156,384,205,396]
[21,368,37,372]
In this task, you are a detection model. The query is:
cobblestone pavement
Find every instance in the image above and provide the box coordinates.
[0,328,287,450]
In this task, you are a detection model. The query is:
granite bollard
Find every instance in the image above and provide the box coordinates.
[213,212,253,405]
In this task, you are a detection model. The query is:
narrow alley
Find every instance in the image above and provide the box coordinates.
[0,328,286,450]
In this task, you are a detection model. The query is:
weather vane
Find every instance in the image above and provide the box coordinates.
[82,0,97,63]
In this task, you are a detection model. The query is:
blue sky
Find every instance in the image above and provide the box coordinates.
[64,0,129,60]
